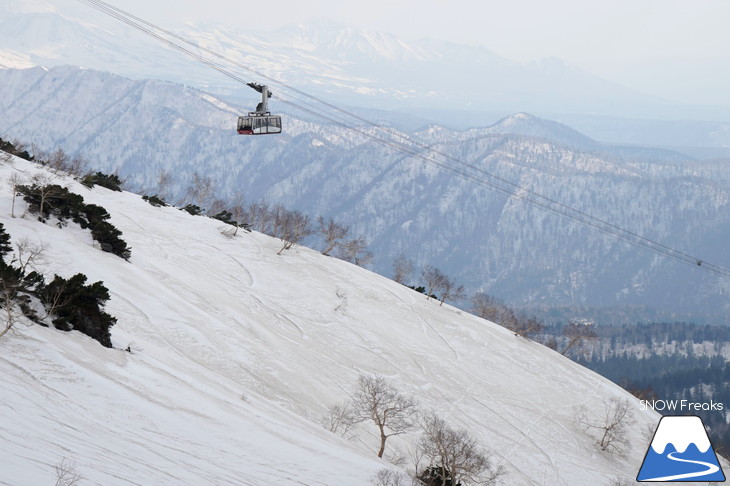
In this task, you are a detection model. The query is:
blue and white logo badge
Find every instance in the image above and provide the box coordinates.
[637,415,725,482]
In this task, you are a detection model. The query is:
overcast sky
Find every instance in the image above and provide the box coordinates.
[124,0,727,60]
[114,0,730,105]
[38,0,730,106]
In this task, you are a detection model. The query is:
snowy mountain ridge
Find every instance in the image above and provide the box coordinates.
[0,152,683,485]
[0,0,701,118]
[2,66,729,323]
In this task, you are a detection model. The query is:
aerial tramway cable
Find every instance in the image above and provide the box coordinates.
[75,0,730,280]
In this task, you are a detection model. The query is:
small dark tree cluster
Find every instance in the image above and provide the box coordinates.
[180,203,203,216]
[40,273,116,348]
[470,292,544,339]
[0,224,44,337]
[0,137,33,161]
[0,224,116,347]
[81,171,123,191]
[18,183,131,260]
[142,194,168,207]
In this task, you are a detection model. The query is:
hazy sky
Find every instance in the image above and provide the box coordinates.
[46,0,730,105]
[125,0,728,61]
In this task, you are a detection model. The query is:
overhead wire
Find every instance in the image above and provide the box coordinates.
[75,0,730,279]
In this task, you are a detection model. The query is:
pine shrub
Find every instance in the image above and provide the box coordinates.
[41,274,116,348]
[81,171,123,191]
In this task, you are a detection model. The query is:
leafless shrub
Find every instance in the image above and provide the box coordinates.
[575,397,635,456]
[8,172,24,218]
[54,457,82,486]
[420,265,446,300]
[246,201,274,234]
[321,401,357,439]
[471,293,544,338]
[155,168,174,200]
[437,277,465,307]
[45,148,70,175]
[371,468,411,486]
[420,265,463,305]
[207,198,228,216]
[392,254,414,285]
[336,235,373,267]
[20,174,58,220]
[318,216,349,256]
[274,208,312,255]
[561,321,598,356]
[12,238,47,274]
[184,172,215,209]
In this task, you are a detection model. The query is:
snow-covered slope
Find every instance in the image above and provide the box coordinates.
[0,153,711,485]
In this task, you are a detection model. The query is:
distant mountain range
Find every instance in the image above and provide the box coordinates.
[2,0,729,123]
[2,66,729,323]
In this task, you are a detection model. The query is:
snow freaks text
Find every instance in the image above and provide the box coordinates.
[640,400,724,412]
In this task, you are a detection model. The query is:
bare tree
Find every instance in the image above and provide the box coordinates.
[561,321,598,356]
[184,172,215,209]
[45,148,70,175]
[575,397,634,456]
[0,280,20,339]
[8,172,24,218]
[471,293,511,323]
[352,374,418,458]
[371,468,411,486]
[275,208,313,255]
[472,293,545,338]
[321,400,357,439]
[414,412,505,486]
[11,238,47,275]
[392,254,414,286]
[155,168,174,201]
[66,155,89,177]
[54,458,82,486]
[437,276,465,307]
[318,216,349,256]
[420,265,447,301]
[246,201,274,234]
[512,316,544,339]
[19,174,60,221]
[337,235,373,267]
[226,191,249,236]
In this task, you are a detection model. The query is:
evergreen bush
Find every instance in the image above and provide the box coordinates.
[41,274,116,348]
[81,171,123,191]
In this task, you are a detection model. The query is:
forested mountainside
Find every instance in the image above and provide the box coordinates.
[2,66,729,323]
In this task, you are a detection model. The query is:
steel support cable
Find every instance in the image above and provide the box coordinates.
[79,0,435,168]
[74,0,730,279]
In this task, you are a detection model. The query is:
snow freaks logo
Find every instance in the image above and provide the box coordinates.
[637,415,726,482]
[640,399,724,412]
